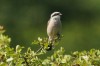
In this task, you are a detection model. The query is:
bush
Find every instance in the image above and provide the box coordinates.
[0,26,100,66]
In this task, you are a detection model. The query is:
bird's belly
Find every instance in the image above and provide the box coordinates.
[47,21,61,36]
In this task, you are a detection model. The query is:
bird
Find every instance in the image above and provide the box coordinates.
[47,12,62,50]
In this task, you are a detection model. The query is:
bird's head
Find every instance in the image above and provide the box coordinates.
[50,12,62,18]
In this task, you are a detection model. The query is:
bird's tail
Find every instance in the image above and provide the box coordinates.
[46,43,52,51]
[46,34,61,51]
[46,37,54,51]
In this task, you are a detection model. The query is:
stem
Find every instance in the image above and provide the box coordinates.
[36,46,43,53]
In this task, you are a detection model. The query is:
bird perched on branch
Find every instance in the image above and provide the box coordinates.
[47,12,62,50]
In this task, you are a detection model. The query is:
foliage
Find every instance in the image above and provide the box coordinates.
[0,27,100,66]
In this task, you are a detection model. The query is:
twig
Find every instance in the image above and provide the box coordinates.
[36,46,43,53]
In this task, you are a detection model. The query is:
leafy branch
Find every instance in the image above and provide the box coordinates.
[0,26,100,66]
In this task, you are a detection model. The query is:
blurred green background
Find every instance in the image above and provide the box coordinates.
[0,0,100,53]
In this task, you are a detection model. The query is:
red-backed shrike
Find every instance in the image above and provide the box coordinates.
[47,12,62,50]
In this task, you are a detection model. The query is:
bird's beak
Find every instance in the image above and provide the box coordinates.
[60,13,62,15]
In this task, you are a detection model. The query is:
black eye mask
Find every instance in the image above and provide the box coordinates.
[52,13,60,17]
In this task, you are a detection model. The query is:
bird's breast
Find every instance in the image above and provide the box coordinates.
[47,18,61,33]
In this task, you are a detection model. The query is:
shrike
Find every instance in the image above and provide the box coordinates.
[47,12,62,50]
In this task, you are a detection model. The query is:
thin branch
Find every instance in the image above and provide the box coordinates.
[36,46,43,53]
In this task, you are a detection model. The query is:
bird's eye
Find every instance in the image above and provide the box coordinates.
[52,13,60,17]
